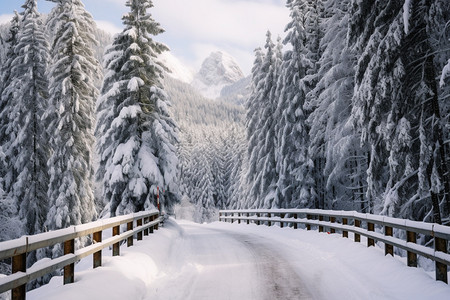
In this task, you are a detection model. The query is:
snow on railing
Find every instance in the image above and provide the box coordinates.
[219,209,450,284]
[0,210,162,300]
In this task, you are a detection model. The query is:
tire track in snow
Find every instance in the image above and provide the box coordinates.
[224,232,314,300]
[145,222,314,300]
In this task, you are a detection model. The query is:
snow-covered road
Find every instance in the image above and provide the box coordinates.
[26,218,450,300]
[145,222,312,299]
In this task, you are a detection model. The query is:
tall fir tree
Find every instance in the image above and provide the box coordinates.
[5,0,50,237]
[244,47,265,208]
[306,0,367,211]
[276,0,315,209]
[246,31,280,208]
[350,0,449,222]
[96,0,178,217]
[0,11,20,195]
[44,0,100,231]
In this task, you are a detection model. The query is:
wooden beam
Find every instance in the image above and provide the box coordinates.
[63,239,75,284]
[12,253,26,300]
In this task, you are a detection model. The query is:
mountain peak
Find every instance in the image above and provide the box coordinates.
[198,51,244,85]
[192,51,244,99]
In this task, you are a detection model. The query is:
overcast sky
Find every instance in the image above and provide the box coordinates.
[0,0,290,75]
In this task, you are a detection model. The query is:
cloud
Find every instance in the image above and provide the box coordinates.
[95,20,122,35]
[151,0,290,75]
[190,43,255,75]
[153,0,288,47]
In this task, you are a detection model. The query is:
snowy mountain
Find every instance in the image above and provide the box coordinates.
[220,76,251,105]
[191,51,245,99]
[159,51,194,84]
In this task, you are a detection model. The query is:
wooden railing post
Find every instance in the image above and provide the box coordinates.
[342,218,348,238]
[150,215,155,234]
[127,221,133,247]
[384,226,393,256]
[247,213,250,224]
[330,217,336,234]
[367,222,375,247]
[219,212,222,222]
[406,230,417,267]
[93,231,102,268]
[113,225,120,256]
[354,219,361,243]
[137,218,143,241]
[280,213,285,228]
[144,217,149,236]
[293,213,298,229]
[155,214,159,230]
[267,213,271,226]
[307,214,312,230]
[238,213,241,224]
[435,237,448,283]
[319,215,324,232]
[12,253,26,300]
[256,213,260,225]
[64,239,75,284]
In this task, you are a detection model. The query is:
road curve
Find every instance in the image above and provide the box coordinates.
[144,221,314,300]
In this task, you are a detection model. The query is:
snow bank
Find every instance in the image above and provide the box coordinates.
[26,220,183,300]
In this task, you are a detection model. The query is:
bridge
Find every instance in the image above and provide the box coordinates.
[0,209,450,299]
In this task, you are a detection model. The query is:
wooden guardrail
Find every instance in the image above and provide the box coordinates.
[0,210,162,300]
[219,209,450,284]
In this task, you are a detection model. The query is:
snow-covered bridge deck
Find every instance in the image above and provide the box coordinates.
[18,219,450,299]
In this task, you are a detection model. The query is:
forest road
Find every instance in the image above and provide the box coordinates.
[144,221,316,300]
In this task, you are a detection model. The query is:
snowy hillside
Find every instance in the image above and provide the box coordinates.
[191,51,245,99]
[220,75,251,105]
[159,51,194,84]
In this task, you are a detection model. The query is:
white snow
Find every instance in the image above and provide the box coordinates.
[403,0,411,34]
[127,77,144,92]
[158,51,194,84]
[440,59,450,87]
[22,219,450,300]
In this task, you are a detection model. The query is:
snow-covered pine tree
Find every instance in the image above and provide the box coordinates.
[244,47,265,208]
[210,134,227,209]
[400,0,449,223]
[44,0,100,231]
[306,0,367,211]
[96,0,178,217]
[5,0,50,237]
[275,0,315,209]
[226,125,247,209]
[349,0,404,215]
[304,0,324,81]
[350,0,449,222]
[0,11,20,195]
[246,31,281,209]
[191,138,216,222]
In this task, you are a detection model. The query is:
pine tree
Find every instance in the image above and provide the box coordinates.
[245,31,280,208]
[306,0,367,211]
[96,0,178,216]
[276,0,315,209]
[244,47,265,206]
[350,0,449,222]
[0,11,20,195]
[401,0,449,223]
[45,0,100,231]
[226,126,247,209]
[5,0,50,236]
